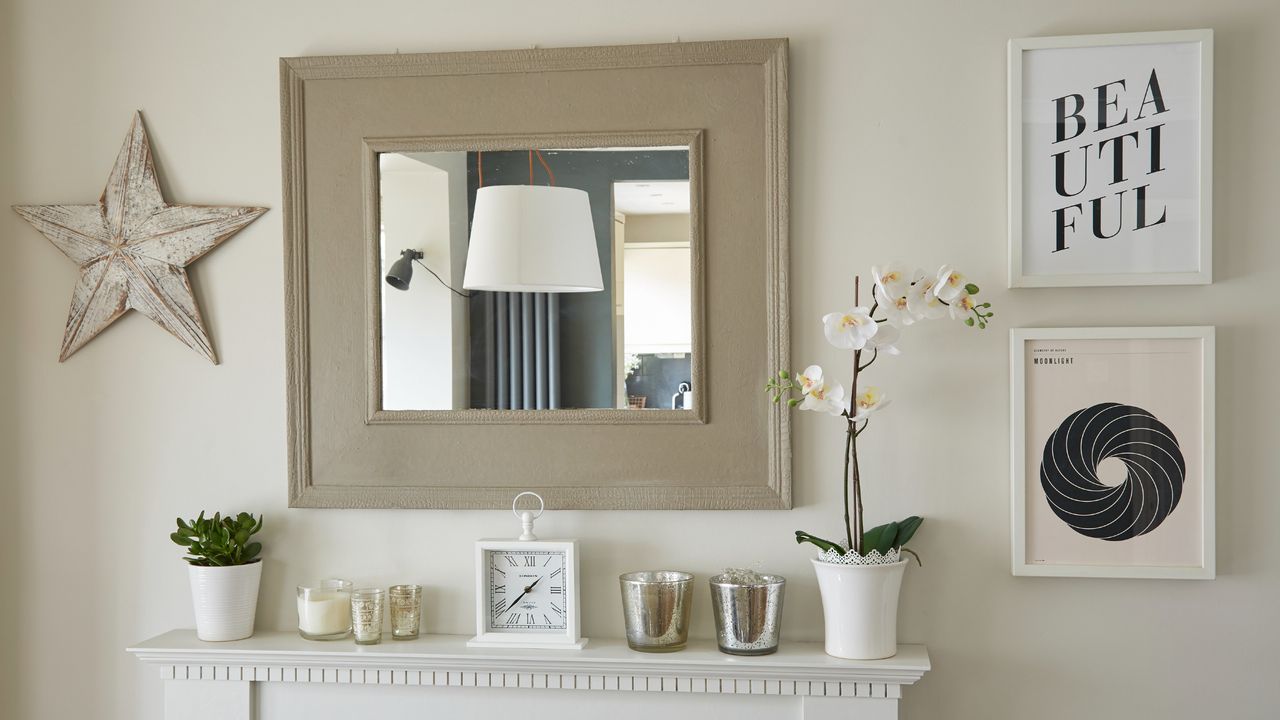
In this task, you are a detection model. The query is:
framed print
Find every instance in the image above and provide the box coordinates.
[1011,327,1215,579]
[1008,30,1213,287]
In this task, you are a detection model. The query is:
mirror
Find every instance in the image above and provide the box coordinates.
[283,40,789,509]
[376,146,696,412]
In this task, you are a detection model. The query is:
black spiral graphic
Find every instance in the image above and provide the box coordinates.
[1039,402,1186,541]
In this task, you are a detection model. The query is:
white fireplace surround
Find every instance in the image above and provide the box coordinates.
[129,630,930,719]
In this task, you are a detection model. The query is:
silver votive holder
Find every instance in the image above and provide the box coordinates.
[388,584,422,640]
[709,572,785,655]
[619,571,694,652]
[351,587,385,645]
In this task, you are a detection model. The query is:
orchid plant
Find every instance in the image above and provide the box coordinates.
[767,264,995,562]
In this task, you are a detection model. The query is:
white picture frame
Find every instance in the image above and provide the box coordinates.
[468,538,586,650]
[1008,30,1213,287]
[1010,326,1215,579]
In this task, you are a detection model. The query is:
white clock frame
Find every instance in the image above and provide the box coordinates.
[469,538,586,650]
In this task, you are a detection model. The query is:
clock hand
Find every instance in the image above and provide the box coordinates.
[501,576,543,615]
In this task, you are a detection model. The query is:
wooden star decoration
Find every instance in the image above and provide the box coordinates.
[12,112,266,363]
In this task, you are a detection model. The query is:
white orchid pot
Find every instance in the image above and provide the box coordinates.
[811,557,907,660]
[188,561,262,642]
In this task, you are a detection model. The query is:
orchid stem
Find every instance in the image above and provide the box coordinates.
[858,347,879,372]
[842,425,853,551]
[849,276,864,554]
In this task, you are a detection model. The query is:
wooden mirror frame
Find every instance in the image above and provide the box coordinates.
[282,39,790,509]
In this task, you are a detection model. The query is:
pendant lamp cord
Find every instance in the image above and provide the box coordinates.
[475,149,556,188]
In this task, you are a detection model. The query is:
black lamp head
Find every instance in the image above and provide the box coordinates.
[385,249,424,291]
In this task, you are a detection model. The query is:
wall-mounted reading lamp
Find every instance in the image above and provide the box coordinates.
[384,249,471,297]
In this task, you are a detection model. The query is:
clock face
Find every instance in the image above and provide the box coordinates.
[485,549,568,632]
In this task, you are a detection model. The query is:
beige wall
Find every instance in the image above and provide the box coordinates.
[625,213,690,244]
[4,1,1278,718]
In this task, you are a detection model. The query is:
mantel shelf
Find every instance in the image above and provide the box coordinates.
[129,630,930,693]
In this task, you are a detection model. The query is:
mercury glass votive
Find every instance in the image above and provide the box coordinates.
[388,585,423,640]
[619,571,694,652]
[709,571,785,655]
[297,579,353,640]
[351,588,385,645]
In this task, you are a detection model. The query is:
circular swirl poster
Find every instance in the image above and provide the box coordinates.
[1039,402,1186,541]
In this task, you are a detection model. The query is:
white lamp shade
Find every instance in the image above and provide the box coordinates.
[463,185,603,293]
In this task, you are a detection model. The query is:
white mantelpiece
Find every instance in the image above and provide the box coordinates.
[129,630,930,719]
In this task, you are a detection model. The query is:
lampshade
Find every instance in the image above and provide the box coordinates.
[462,185,603,293]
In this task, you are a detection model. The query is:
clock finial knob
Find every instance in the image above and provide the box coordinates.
[512,491,545,541]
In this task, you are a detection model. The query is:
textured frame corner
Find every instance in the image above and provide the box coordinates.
[282,39,790,510]
[1009,326,1215,579]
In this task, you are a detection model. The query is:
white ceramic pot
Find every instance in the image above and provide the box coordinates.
[188,561,262,642]
[810,558,907,660]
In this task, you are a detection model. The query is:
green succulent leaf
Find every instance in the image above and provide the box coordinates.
[173,512,264,566]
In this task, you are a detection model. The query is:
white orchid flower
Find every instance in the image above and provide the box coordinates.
[798,375,847,417]
[934,265,968,303]
[822,307,878,350]
[795,364,826,396]
[874,283,917,328]
[851,386,890,421]
[905,272,946,320]
[946,291,977,320]
[872,264,910,299]
[866,321,902,355]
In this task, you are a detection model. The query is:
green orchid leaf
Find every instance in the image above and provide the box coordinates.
[860,522,890,553]
[861,521,899,555]
[894,516,924,548]
[794,530,843,554]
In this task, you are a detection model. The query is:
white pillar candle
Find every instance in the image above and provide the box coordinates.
[297,592,351,636]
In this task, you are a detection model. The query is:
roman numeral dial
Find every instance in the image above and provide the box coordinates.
[486,550,567,631]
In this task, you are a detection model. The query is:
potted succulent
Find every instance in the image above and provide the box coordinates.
[171,512,264,642]
[767,265,994,659]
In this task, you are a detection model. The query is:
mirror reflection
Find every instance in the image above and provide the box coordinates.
[378,147,695,412]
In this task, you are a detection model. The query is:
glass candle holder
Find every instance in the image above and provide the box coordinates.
[619,571,694,652]
[388,584,423,640]
[297,579,353,640]
[709,571,785,655]
[351,588,385,645]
